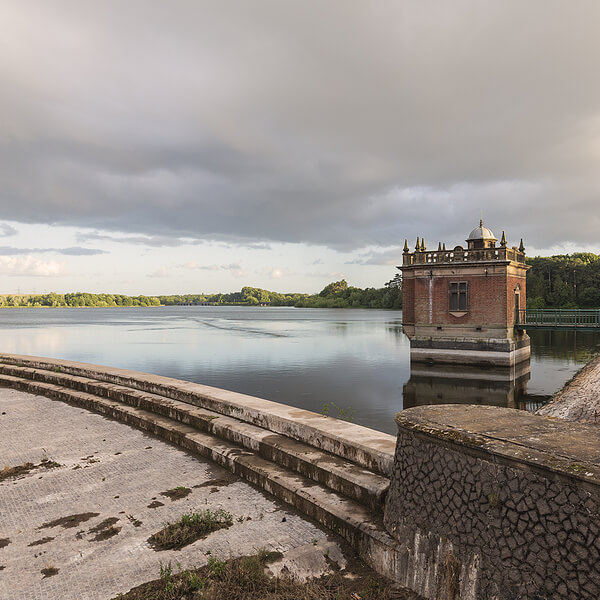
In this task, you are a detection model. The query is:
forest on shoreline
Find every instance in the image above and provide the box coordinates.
[0,275,403,310]
[2,252,600,310]
[526,253,600,308]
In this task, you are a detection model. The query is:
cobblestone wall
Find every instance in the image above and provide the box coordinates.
[383,407,600,600]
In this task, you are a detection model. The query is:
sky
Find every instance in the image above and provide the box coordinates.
[1,1,599,295]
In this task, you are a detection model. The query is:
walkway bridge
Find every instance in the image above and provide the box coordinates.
[516,308,600,331]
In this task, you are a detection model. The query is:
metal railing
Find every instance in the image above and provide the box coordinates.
[517,309,600,330]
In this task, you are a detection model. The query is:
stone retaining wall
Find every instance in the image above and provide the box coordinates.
[383,405,600,600]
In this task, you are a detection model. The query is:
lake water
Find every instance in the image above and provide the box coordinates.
[0,306,598,435]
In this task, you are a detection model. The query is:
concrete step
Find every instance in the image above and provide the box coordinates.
[0,363,389,511]
[0,353,396,477]
[0,372,397,580]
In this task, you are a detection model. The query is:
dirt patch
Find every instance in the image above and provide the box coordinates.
[91,526,121,542]
[41,566,59,578]
[160,486,191,501]
[1,462,35,481]
[0,459,61,483]
[112,550,418,600]
[28,537,54,547]
[148,500,164,509]
[88,517,121,542]
[148,509,233,551]
[127,515,142,527]
[39,512,100,530]
[194,476,235,490]
[89,517,119,534]
[0,538,10,549]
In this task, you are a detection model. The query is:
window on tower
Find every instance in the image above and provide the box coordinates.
[449,282,468,312]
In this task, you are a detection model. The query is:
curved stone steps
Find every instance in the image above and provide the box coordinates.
[0,372,398,580]
[0,353,396,476]
[0,363,389,511]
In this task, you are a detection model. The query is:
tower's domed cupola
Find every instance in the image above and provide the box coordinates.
[466,219,497,249]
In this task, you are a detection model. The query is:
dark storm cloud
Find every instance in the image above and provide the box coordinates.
[1,1,599,252]
[0,246,106,256]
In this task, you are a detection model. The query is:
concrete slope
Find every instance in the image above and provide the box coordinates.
[0,356,400,582]
[0,352,395,476]
[0,361,389,511]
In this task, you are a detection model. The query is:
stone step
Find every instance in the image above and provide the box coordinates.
[0,353,396,476]
[0,373,397,580]
[0,364,389,511]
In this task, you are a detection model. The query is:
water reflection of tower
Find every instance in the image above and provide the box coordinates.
[403,362,533,411]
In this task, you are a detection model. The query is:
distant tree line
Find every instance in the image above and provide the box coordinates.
[527,253,600,308]
[158,287,307,307]
[159,277,403,309]
[12,250,600,310]
[293,276,402,309]
[0,275,403,310]
[0,292,161,308]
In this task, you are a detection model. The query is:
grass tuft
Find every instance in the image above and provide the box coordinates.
[112,550,409,600]
[148,509,233,551]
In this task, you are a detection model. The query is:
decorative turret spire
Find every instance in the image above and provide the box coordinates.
[519,238,525,253]
[415,237,420,251]
[479,218,484,227]
[442,242,446,251]
[438,242,442,251]
[403,239,409,253]
[420,238,426,252]
[500,231,507,247]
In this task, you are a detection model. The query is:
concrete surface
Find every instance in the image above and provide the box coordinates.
[537,354,600,425]
[0,352,396,476]
[0,388,338,600]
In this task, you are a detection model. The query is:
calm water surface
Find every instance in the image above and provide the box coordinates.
[0,306,598,434]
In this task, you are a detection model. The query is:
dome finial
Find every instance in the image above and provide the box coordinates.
[467,221,497,242]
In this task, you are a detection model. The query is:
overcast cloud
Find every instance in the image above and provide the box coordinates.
[0,1,599,291]
[0,246,106,256]
[0,224,17,237]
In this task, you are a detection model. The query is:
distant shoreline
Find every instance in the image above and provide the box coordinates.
[0,303,401,310]
[0,280,403,310]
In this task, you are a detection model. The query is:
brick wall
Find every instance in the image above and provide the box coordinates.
[403,263,528,332]
[402,277,415,324]
[411,273,508,326]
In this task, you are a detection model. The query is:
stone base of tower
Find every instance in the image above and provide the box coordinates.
[409,335,530,368]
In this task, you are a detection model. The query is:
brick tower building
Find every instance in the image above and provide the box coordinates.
[400,220,530,366]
